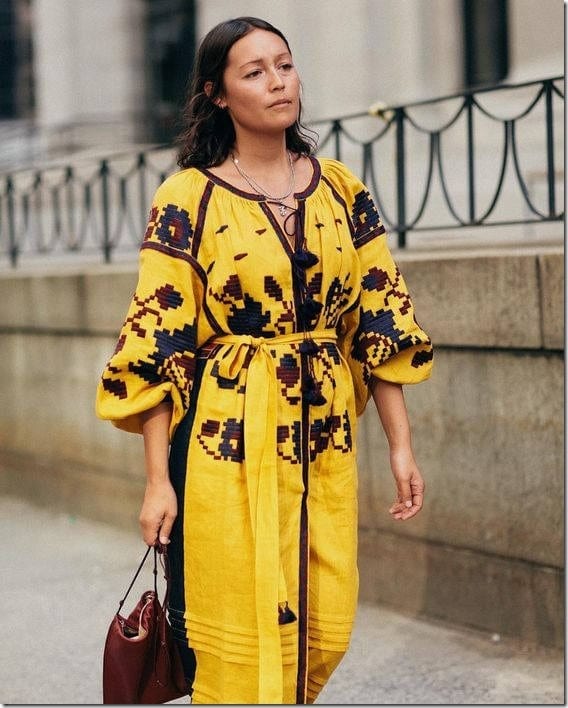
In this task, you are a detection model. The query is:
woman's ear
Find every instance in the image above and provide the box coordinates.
[204,81,226,109]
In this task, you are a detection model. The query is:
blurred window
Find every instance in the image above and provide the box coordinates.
[0,0,34,119]
[144,0,196,143]
[462,0,509,87]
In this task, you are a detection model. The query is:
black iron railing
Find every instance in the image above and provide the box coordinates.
[0,76,563,266]
[313,75,564,247]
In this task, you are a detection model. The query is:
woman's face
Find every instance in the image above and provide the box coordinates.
[217,28,301,139]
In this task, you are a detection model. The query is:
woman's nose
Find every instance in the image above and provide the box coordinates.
[268,68,285,89]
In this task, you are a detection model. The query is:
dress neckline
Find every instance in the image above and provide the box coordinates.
[198,155,321,202]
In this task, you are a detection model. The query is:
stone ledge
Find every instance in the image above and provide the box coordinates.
[0,250,563,349]
[0,451,144,532]
[401,253,543,349]
[538,253,563,349]
[359,527,563,649]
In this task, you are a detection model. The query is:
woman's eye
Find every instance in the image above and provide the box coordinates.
[245,70,262,78]
[280,63,293,71]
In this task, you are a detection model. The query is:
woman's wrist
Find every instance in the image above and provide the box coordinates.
[389,440,414,456]
[145,470,171,487]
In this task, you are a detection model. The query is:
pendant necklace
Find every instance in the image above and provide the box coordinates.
[231,151,295,217]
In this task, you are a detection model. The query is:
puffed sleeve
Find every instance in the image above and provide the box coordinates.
[95,176,205,438]
[329,160,433,415]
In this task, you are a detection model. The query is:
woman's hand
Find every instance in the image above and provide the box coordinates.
[388,446,425,521]
[140,401,175,546]
[139,478,177,546]
[368,377,425,522]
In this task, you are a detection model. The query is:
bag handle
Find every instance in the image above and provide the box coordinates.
[117,543,168,613]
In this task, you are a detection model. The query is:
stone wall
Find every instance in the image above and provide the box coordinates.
[0,247,562,647]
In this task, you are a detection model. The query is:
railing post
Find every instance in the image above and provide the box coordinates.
[362,142,371,185]
[466,94,476,223]
[544,79,556,218]
[65,166,75,249]
[394,108,407,248]
[332,120,341,161]
[100,158,111,263]
[138,152,147,237]
[6,175,17,267]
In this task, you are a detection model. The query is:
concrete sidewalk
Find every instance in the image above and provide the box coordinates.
[0,496,563,705]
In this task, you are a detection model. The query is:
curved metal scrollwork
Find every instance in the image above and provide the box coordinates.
[312,75,563,247]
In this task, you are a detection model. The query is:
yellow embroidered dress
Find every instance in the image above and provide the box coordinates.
[95,157,433,704]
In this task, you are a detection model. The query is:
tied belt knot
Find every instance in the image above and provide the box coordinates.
[207,329,337,703]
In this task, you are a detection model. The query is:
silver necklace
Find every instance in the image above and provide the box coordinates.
[231,151,295,217]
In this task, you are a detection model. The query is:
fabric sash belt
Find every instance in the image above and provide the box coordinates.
[209,329,338,704]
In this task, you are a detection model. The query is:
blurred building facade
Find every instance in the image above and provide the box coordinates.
[0,0,563,167]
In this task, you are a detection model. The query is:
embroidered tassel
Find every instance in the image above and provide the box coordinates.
[302,374,327,406]
[278,601,297,625]
[292,249,319,269]
[299,338,319,355]
[307,390,327,406]
[300,297,323,321]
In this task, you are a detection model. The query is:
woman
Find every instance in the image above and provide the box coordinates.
[96,16,433,705]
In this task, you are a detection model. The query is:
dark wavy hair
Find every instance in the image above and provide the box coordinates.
[176,17,317,168]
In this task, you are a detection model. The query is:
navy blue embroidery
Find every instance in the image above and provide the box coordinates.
[228,294,272,336]
[351,189,385,247]
[152,203,193,252]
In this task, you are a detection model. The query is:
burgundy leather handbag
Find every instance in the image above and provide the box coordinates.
[102,543,189,704]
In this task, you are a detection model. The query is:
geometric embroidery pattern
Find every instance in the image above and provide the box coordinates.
[352,259,428,383]
[101,282,196,407]
[350,189,385,248]
[211,360,247,392]
[309,411,353,462]
[277,422,301,464]
[129,321,197,391]
[210,274,274,337]
[228,293,272,337]
[411,348,434,368]
[145,203,194,254]
[265,275,295,335]
[197,417,244,462]
[101,375,128,400]
[314,344,340,393]
[353,308,416,384]
[323,275,354,329]
[362,264,412,316]
[275,353,301,405]
[306,272,323,298]
[124,284,184,339]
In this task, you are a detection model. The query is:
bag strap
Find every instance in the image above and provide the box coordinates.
[117,544,157,613]
[158,543,172,606]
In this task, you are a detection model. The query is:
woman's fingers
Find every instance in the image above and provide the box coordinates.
[396,477,413,509]
[389,503,419,520]
[412,490,424,511]
[389,476,425,520]
[158,512,176,545]
[139,481,177,545]
[140,512,161,546]
[140,509,176,546]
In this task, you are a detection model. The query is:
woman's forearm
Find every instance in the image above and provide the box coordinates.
[139,400,177,545]
[369,377,412,451]
[369,376,425,520]
[140,401,173,484]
